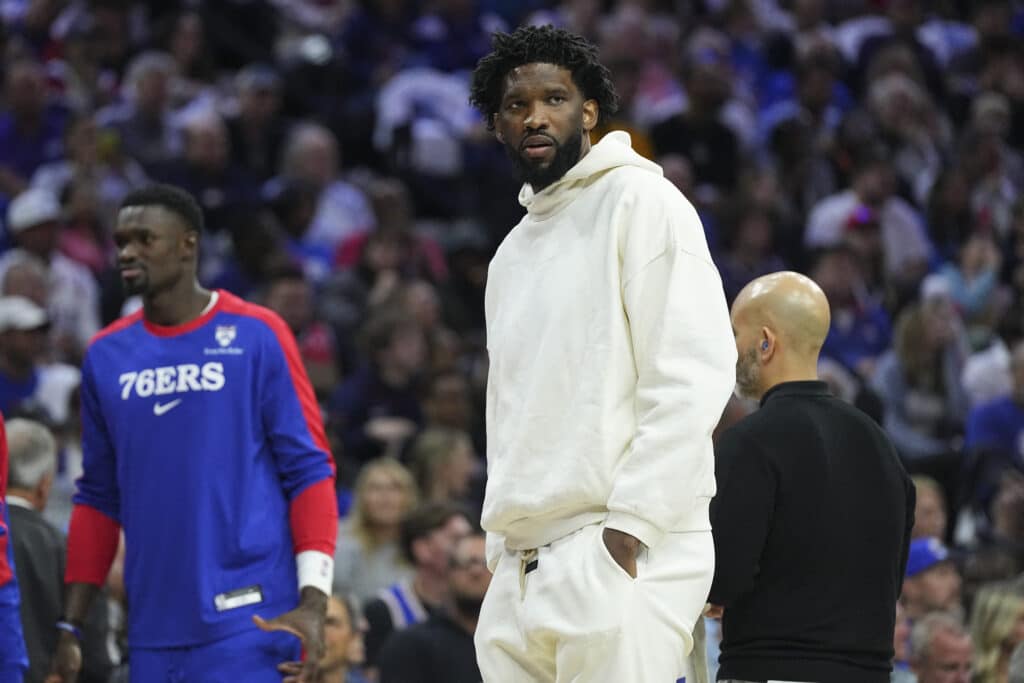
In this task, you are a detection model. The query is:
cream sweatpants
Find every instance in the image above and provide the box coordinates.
[475,522,714,683]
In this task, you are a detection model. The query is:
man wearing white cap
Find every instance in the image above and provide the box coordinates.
[0,188,99,361]
[0,296,80,428]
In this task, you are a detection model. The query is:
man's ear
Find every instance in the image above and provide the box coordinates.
[582,99,598,132]
[183,230,199,257]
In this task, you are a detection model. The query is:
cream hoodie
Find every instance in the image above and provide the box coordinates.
[482,131,737,567]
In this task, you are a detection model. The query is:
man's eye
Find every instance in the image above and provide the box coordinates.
[506,101,523,110]
[549,96,566,104]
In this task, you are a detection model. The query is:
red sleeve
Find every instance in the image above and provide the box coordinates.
[65,503,121,586]
[289,477,338,555]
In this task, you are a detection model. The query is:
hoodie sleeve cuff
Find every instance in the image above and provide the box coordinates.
[604,511,664,550]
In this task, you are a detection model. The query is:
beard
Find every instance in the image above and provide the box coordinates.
[734,346,761,400]
[453,592,485,620]
[505,128,584,192]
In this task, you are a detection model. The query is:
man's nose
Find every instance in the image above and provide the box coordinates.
[524,103,549,130]
[118,243,137,262]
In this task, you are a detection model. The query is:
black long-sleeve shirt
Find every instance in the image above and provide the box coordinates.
[710,381,915,683]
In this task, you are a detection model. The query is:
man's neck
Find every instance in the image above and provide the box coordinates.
[412,570,448,608]
[449,607,477,635]
[143,283,212,327]
[760,362,820,399]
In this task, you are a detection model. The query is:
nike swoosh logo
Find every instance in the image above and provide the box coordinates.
[153,399,183,416]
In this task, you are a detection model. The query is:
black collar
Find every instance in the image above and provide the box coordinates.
[759,380,832,408]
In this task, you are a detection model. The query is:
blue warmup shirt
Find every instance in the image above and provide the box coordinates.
[73,290,334,648]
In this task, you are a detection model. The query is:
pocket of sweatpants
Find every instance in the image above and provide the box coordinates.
[595,526,646,583]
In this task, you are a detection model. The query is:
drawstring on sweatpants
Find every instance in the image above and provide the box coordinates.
[518,548,539,599]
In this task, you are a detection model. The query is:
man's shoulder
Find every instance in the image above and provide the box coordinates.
[88,310,144,350]
[216,291,292,347]
[8,505,62,544]
[597,166,681,202]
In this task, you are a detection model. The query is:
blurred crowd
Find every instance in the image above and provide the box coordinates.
[1,0,1024,681]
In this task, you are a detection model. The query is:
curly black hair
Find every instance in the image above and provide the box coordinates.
[121,183,204,234]
[469,25,619,131]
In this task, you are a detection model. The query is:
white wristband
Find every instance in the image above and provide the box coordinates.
[296,550,334,596]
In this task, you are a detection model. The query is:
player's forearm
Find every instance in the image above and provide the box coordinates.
[62,582,101,626]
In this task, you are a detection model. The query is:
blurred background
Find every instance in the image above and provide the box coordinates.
[0,0,1023,681]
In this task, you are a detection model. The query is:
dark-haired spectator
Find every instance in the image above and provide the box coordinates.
[226,64,291,182]
[95,51,183,172]
[805,153,932,293]
[30,114,149,240]
[378,531,488,683]
[651,48,740,195]
[272,123,374,253]
[718,202,787,303]
[263,267,339,400]
[362,501,472,670]
[149,111,259,236]
[0,58,68,201]
[812,246,892,378]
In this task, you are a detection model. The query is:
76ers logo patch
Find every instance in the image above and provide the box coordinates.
[215,325,236,347]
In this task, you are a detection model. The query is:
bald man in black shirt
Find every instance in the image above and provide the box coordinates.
[709,271,915,683]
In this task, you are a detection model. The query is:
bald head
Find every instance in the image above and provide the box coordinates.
[730,271,831,400]
[733,271,831,355]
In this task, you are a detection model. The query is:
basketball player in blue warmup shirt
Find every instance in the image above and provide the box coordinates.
[47,185,339,683]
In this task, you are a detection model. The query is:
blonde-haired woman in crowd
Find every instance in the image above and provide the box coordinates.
[333,457,419,602]
[410,427,478,505]
[970,582,1024,683]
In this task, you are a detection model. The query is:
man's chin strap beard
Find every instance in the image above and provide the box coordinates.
[509,128,585,192]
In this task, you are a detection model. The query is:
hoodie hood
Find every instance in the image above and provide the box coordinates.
[518,131,663,218]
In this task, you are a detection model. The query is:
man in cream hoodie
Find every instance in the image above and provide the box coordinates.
[468,25,737,683]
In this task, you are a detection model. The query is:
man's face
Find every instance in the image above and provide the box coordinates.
[907,562,962,613]
[913,488,947,540]
[0,327,47,367]
[449,535,490,615]
[114,206,194,298]
[419,514,472,573]
[730,308,762,400]
[15,221,60,259]
[914,630,973,683]
[494,63,598,192]
[6,62,46,119]
[425,374,471,428]
[264,278,312,334]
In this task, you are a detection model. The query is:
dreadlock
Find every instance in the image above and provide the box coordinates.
[469,25,619,131]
